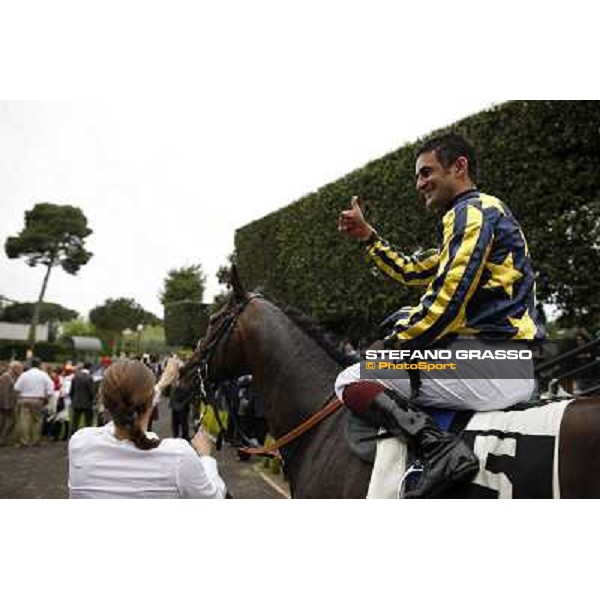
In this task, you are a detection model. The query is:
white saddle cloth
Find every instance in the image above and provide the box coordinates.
[367,400,571,499]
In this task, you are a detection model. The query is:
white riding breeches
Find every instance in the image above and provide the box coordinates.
[335,353,535,412]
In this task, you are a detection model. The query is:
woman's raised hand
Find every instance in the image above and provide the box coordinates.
[157,357,180,391]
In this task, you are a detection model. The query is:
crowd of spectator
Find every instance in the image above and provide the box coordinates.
[0,346,275,501]
[0,353,228,498]
[0,354,169,447]
[0,352,268,453]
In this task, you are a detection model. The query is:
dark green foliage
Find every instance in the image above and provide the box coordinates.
[0,341,28,361]
[160,265,206,306]
[5,203,93,273]
[163,301,208,348]
[89,298,161,337]
[4,203,93,343]
[0,302,78,324]
[235,101,600,337]
[32,342,67,362]
[0,340,69,362]
[160,265,207,347]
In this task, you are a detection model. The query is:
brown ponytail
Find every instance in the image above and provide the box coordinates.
[100,360,161,450]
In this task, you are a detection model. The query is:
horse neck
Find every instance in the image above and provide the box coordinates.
[240,300,341,438]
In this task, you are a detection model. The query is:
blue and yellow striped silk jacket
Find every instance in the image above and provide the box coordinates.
[366,189,545,348]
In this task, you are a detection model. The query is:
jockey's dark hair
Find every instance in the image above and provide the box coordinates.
[415,132,478,183]
[100,359,161,451]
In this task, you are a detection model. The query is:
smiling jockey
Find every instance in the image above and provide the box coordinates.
[336,132,545,498]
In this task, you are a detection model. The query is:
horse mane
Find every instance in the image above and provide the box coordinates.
[261,293,358,368]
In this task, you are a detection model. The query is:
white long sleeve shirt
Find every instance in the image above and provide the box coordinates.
[68,423,227,499]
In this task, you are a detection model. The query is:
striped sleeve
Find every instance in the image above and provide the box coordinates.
[384,203,494,347]
[366,237,440,287]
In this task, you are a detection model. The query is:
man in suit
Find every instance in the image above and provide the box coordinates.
[70,363,96,435]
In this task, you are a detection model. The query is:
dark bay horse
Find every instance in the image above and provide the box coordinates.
[182,280,600,498]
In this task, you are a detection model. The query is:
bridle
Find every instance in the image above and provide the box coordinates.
[195,292,259,392]
[186,292,343,460]
[183,293,258,448]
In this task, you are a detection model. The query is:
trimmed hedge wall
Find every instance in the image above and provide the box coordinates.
[0,340,70,362]
[235,101,600,338]
[164,301,209,348]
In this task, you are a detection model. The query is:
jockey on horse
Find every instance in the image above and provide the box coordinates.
[336,132,545,499]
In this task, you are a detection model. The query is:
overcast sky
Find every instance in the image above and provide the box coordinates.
[0,2,596,320]
[0,97,501,319]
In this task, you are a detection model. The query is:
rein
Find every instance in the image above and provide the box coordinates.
[192,293,345,460]
[238,396,344,458]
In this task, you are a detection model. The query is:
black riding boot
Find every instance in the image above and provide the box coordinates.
[365,391,479,498]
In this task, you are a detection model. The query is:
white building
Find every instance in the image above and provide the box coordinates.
[0,322,48,342]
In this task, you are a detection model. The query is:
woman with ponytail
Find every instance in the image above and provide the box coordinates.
[68,359,226,499]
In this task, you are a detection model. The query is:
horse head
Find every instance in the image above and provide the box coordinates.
[180,264,252,392]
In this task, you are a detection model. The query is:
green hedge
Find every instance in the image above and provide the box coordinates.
[0,340,70,362]
[164,301,209,348]
[235,101,600,337]
[0,341,28,361]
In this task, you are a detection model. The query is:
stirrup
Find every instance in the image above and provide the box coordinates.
[397,460,424,499]
[404,447,479,498]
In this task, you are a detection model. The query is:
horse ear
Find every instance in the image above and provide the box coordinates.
[229,263,246,301]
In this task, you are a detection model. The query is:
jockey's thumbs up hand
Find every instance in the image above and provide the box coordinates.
[337,195,376,242]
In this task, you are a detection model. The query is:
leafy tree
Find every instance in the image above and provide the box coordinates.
[160,264,206,305]
[4,203,93,344]
[160,265,207,347]
[89,298,161,349]
[211,254,238,310]
[216,265,230,286]
[0,301,78,324]
[137,324,168,355]
[61,318,98,338]
[216,253,236,287]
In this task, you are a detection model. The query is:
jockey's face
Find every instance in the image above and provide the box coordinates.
[415,150,469,210]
